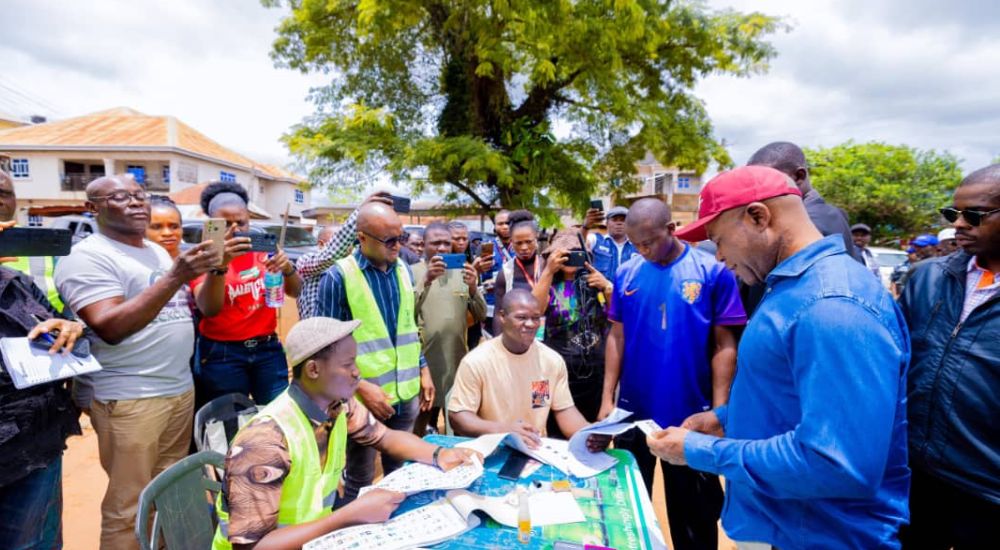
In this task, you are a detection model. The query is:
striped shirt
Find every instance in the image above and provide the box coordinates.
[316,250,427,368]
[294,208,360,319]
[961,256,1000,323]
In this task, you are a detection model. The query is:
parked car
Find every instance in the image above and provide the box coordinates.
[869,246,909,289]
[181,221,319,262]
[49,215,98,245]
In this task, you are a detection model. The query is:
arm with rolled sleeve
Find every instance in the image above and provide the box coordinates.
[684,298,904,500]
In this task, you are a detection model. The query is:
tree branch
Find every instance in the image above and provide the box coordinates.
[449,180,493,210]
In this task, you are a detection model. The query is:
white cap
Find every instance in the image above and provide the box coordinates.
[937,227,956,241]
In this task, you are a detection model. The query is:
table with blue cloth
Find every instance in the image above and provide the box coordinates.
[391,434,668,550]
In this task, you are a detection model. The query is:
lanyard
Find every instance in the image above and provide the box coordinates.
[496,238,514,263]
[515,256,541,288]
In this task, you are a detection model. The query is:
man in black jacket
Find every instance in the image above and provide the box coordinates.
[898,163,1000,549]
[0,169,85,548]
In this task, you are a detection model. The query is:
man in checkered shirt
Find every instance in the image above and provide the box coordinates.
[296,193,393,319]
[898,164,1000,549]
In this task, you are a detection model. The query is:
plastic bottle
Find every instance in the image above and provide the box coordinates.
[264,270,284,308]
[517,485,531,544]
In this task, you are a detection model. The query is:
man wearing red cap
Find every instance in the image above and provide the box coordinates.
[646,166,911,549]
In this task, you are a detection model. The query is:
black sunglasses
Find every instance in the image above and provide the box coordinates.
[939,207,1000,227]
[362,230,404,248]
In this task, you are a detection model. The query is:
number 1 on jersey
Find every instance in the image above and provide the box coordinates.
[659,302,666,330]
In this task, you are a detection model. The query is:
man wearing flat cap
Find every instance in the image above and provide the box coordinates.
[213,317,478,550]
[851,223,883,279]
[646,166,911,549]
[590,205,637,282]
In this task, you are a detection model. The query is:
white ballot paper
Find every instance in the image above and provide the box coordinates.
[0,337,102,389]
[304,489,585,550]
[359,454,484,497]
[566,407,636,476]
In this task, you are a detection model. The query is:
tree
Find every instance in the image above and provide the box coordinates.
[265,0,782,216]
[805,142,963,241]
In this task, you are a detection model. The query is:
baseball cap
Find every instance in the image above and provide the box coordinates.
[850,223,872,234]
[607,206,629,219]
[912,234,939,247]
[937,227,956,241]
[285,317,362,368]
[675,166,802,242]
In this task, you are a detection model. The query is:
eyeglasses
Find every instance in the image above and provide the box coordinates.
[88,190,149,204]
[939,206,1000,227]
[362,231,404,248]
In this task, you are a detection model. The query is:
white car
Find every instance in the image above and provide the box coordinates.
[870,246,909,289]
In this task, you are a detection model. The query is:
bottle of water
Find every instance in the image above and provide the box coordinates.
[264,270,284,308]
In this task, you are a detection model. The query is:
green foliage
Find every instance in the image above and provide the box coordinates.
[266,0,783,216]
[805,142,963,240]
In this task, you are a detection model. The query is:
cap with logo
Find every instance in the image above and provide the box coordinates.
[675,165,802,243]
[285,317,362,368]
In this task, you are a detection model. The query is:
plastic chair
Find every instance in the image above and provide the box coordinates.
[193,393,258,454]
[135,450,225,550]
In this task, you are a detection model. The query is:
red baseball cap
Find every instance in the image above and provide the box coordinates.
[675,165,802,242]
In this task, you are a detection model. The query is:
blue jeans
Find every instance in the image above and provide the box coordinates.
[195,336,289,407]
[0,456,63,549]
[339,396,420,504]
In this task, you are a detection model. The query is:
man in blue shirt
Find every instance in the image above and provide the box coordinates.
[600,198,745,550]
[651,166,910,549]
[590,205,637,281]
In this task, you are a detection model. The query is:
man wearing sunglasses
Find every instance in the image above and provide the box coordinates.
[898,164,1000,549]
[315,201,434,506]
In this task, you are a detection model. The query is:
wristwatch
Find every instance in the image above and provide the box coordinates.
[432,445,444,470]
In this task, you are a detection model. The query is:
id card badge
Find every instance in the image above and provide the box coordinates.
[535,317,546,341]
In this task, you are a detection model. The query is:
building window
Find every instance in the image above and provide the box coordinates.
[126,165,147,184]
[294,189,304,204]
[28,215,43,227]
[11,158,29,179]
[678,176,691,189]
[220,171,237,183]
[162,166,170,184]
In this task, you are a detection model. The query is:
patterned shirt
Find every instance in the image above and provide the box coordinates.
[294,209,359,319]
[960,256,1000,322]
[220,382,387,546]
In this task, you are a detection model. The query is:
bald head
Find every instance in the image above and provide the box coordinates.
[626,198,671,229]
[960,163,1000,197]
[748,142,812,193]
[356,201,403,267]
[501,288,537,313]
[85,174,139,199]
[357,202,399,232]
[316,225,337,248]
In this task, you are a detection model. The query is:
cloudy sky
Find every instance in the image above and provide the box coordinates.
[3,0,998,178]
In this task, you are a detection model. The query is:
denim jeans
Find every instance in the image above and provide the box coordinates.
[339,396,420,504]
[0,456,63,550]
[195,336,289,407]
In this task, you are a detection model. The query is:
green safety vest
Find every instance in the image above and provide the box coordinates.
[336,255,421,405]
[213,389,347,550]
[8,256,63,312]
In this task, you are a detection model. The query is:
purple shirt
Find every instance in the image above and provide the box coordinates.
[609,244,746,427]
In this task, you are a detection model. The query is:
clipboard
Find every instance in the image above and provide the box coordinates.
[0,337,102,389]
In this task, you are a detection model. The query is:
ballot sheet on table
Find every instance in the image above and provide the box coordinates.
[0,337,101,389]
[358,454,484,497]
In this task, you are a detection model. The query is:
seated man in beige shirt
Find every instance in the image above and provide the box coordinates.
[448,288,611,451]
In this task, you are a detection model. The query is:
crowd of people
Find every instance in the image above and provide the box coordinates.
[0,137,996,550]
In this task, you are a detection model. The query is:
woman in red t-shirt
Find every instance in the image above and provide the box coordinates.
[192,182,301,406]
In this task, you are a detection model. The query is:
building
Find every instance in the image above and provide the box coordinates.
[0,107,310,223]
[606,151,704,225]
[0,111,30,131]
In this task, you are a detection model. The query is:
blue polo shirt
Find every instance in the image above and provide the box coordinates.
[684,236,911,549]
[608,244,745,428]
[591,233,637,282]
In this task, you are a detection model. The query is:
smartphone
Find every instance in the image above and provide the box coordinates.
[0,227,72,257]
[566,250,587,268]
[234,231,278,253]
[480,241,494,257]
[498,451,531,481]
[589,199,604,211]
[201,218,227,260]
[440,253,466,270]
[390,195,411,214]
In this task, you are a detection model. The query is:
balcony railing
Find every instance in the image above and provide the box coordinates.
[62,173,170,192]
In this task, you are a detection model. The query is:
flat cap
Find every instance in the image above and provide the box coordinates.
[285,317,362,367]
[607,206,629,219]
[850,223,871,234]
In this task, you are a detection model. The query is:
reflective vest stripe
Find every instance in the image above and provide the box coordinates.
[336,255,421,405]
